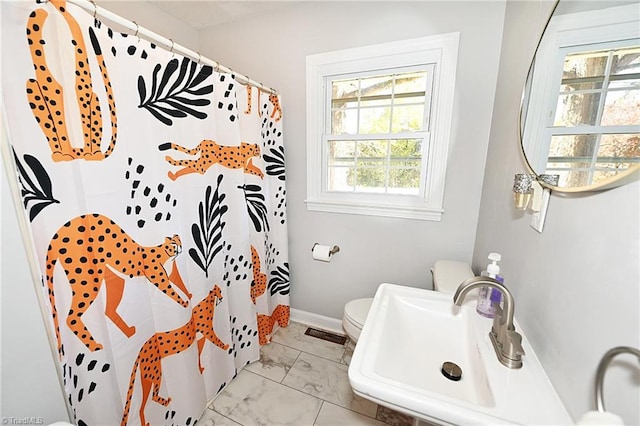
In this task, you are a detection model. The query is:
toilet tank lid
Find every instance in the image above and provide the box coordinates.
[432,260,474,293]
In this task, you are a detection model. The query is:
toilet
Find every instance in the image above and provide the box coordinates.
[342,260,474,342]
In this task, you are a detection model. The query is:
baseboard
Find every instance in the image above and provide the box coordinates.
[290,308,345,335]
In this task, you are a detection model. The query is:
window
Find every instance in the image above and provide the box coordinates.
[523,5,640,188]
[327,68,432,196]
[306,34,459,220]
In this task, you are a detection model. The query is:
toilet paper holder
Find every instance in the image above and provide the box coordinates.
[311,242,340,255]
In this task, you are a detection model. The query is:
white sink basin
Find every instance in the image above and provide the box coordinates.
[348,283,572,425]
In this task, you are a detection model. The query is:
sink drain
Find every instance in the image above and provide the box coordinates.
[441,361,462,381]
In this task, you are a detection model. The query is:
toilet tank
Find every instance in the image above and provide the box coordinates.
[431,260,474,293]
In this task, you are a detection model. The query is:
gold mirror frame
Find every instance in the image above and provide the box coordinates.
[519,0,640,193]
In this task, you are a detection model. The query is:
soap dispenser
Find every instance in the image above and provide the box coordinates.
[477,253,503,318]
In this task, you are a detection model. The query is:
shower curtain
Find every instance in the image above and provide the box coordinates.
[1,1,289,424]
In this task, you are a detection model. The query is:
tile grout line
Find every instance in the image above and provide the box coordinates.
[279,345,303,384]
[262,351,384,424]
[313,400,326,426]
[206,324,403,426]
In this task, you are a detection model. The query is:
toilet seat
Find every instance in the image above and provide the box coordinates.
[342,298,373,341]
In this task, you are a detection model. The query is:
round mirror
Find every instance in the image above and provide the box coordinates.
[520,0,640,192]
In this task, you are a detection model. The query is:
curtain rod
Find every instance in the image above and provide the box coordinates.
[36,0,278,95]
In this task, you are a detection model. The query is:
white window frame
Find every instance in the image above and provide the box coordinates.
[306,34,460,221]
[522,4,640,174]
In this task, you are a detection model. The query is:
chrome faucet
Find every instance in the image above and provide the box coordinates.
[453,276,525,369]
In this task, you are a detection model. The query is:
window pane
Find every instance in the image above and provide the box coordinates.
[355,167,386,192]
[357,140,388,158]
[554,93,601,126]
[602,89,640,126]
[360,75,394,98]
[328,166,355,192]
[548,134,598,160]
[391,105,425,133]
[332,79,359,101]
[324,69,435,196]
[390,139,421,158]
[329,69,430,136]
[360,96,392,108]
[328,140,356,166]
[608,78,640,91]
[596,134,640,164]
[610,47,640,77]
[560,81,603,92]
[395,72,427,95]
[563,50,609,80]
[359,107,391,134]
[395,95,425,105]
[331,109,358,134]
[389,164,421,195]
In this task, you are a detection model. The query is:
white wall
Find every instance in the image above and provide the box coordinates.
[98,1,199,48]
[474,1,640,424]
[199,1,507,319]
[0,1,198,420]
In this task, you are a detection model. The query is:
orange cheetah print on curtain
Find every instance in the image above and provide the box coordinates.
[249,246,266,304]
[193,285,230,373]
[250,245,289,344]
[246,88,282,122]
[121,284,228,426]
[159,140,263,180]
[120,315,196,426]
[257,305,290,345]
[45,214,191,356]
[25,0,117,161]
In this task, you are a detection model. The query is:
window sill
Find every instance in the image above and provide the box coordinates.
[305,198,443,221]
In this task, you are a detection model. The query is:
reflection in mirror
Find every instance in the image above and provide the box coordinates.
[520,0,640,191]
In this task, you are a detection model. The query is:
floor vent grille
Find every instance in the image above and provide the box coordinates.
[304,327,347,345]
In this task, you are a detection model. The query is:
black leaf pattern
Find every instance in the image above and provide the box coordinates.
[268,263,290,296]
[138,57,213,125]
[238,184,269,233]
[12,148,59,221]
[189,175,228,277]
[263,146,286,181]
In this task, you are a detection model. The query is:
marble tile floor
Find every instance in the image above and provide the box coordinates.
[198,321,415,426]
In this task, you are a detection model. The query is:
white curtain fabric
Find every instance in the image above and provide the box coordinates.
[1,1,289,424]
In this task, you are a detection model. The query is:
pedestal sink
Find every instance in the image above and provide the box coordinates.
[348,283,572,425]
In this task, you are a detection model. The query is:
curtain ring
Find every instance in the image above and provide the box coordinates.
[133,21,140,43]
[169,39,175,57]
[196,52,202,65]
[214,62,221,73]
[89,0,97,18]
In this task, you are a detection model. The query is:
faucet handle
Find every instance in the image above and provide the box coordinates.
[505,330,526,358]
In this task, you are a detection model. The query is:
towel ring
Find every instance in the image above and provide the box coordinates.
[595,346,640,412]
